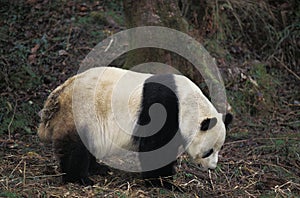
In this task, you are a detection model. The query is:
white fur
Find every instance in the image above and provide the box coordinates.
[72,67,226,170]
[174,75,226,170]
[72,67,151,158]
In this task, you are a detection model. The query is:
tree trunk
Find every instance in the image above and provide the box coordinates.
[122,0,229,113]
[122,0,192,76]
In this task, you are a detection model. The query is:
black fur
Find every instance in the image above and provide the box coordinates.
[55,134,109,186]
[53,73,230,190]
[200,117,217,131]
[133,74,185,189]
[223,113,233,128]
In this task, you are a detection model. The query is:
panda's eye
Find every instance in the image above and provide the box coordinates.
[202,149,214,158]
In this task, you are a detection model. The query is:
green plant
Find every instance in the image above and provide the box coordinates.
[0,191,21,198]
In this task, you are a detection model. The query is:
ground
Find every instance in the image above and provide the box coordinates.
[0,1,299,197]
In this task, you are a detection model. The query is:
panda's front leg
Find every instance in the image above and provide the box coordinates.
[141,161,176,187]
[141,161,184,192]
[88,155,110,176]
[55,139,94,186]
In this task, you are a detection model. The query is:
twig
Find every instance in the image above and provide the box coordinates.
[9,159,24,178]
[273,56,300,81]
[25,173,65,180]
[245,190,257,198]
[208,170,215,191]
[23,160,26,187]
[66,26,73,51]
[0,173,66,184]
[224,137,300,146]
[0,177,8,190]
[7,100,17,140]
[273,181,296,197]
[218,167,231,187]
[181,179,201,187]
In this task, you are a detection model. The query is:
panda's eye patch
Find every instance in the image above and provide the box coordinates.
[200,117,217,131]
[202,149,214,158]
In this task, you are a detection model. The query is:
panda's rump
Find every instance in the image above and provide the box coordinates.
[38,76,77,142]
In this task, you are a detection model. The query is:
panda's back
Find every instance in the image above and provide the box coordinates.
[39,67,206,159]
[70,67,152,156]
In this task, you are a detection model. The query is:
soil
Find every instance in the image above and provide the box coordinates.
[0,1,299,197]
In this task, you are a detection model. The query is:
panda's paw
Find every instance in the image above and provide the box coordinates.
[79,177,94,186]
[89,163,111,176]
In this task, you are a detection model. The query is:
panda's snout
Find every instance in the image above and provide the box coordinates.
[208,162,217,170]
[198,162,217,171]
[195,154,218,171]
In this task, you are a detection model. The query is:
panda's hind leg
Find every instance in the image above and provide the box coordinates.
[54,138,94,186]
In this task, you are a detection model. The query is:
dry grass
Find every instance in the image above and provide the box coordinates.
[1,0,299,197]
[1,121,299,197]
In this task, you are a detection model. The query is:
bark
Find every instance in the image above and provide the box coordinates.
[122,0,192,76]
[122,0,229,113]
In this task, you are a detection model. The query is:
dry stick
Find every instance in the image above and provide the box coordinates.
[126,182,131,196]
[218,167,231,188]
[66,25,73,51]
[23,160,26,186]
[24,173,65,180]
[278,180,300,189]
[7,100,17,140]
[224,137,300,146]
[9,159,24,178]
[273,56,300,81]
[245,190,257,198]
[0,176,8,191]
[182,178,202,187]
[208,170,215,191]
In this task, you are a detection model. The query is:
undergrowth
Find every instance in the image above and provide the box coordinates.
[0,0,299,197]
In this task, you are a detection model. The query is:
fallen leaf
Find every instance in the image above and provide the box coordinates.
[31,43,40,54]
[28,54,37,64]
[58,49,68,56]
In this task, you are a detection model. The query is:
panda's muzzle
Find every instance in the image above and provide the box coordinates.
[202,149,214,158]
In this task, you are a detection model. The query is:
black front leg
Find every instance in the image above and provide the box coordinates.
[142,161,184,192]
[141,161,176,189]
[56,140,94,186]
[89,155,110,176]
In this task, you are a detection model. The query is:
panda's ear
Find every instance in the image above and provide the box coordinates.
[200,117,217,131]
[223,113,233,128]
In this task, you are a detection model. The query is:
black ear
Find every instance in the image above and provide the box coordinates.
[200,117,217,131]
[223,113,233,128]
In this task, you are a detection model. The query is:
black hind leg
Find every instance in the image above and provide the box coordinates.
[55,139,94,186]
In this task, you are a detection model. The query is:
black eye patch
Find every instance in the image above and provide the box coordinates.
[202,149,214,158]
[200,117,217,131]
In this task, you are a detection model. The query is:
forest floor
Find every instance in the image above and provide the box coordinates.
[0,1,299,197]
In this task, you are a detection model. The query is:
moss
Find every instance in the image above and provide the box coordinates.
[228,61,279,117]
[90,11,108,25]
[123,0,189,70]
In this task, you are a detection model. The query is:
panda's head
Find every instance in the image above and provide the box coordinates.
[186,113,233,170]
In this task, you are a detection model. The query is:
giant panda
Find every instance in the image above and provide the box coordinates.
[38,66,232,189]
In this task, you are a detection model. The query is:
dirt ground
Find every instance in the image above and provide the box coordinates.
[0,1,299,197]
